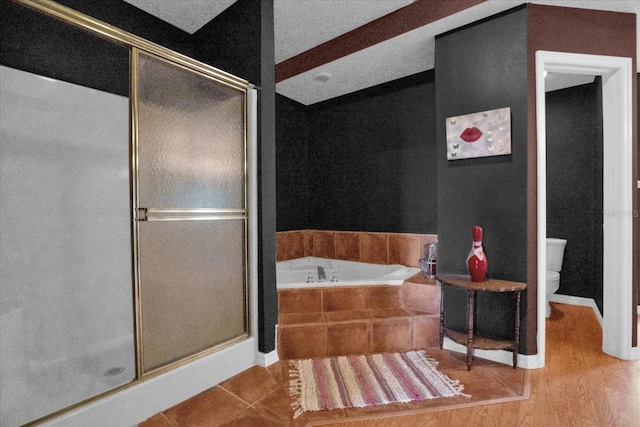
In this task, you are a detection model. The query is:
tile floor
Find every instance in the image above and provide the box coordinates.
[139,347,529,427]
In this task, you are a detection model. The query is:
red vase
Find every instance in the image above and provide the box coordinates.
[467,226,488,282]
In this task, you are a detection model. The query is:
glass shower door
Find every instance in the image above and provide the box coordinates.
[134,51,249,373]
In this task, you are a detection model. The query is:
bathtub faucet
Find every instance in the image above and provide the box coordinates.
[317,266,326,282]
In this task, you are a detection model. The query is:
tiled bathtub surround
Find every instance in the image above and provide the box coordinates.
[276,230,438,267]
[277,274,441,360]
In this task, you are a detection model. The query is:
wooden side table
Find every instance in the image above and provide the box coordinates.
[436,274,526,370]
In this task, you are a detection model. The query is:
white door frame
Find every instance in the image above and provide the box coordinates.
[535,51,638,368]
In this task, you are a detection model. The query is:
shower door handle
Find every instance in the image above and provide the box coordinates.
[136,208,148,221]
[136,208,245,222]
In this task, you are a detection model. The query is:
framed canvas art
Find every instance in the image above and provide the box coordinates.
[446,107,511,160]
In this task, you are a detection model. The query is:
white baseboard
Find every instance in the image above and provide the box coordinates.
[256,324,279,367]
[256,350,279,367]
[548,294,603,327]
[442,337,540,369]
[443,296,608,370]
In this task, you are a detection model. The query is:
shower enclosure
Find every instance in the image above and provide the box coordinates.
[0,2,253,425]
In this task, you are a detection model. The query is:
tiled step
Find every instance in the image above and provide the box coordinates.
[277,275,441,360]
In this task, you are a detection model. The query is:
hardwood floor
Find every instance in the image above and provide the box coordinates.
[322,303,640,427]
[140,303,640,426]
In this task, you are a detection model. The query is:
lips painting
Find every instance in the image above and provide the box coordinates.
[446,107,511,160]
[460,127,483,143]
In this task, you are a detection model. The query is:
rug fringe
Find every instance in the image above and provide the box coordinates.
[288,360,305,418]
[424,356,439,366]
[418,351,471,397]
[444,375,471,398]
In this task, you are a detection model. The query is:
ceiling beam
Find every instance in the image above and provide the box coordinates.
[275,0,487,83]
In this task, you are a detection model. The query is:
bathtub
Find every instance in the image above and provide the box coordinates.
[276,257,420,289]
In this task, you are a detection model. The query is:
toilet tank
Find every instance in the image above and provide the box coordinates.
[546,238,567,272]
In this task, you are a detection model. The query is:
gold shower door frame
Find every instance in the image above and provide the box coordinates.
[131,48,251,377]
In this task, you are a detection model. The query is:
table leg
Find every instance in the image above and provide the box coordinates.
[513,291,521,369]
[467,290,474,371]
[439,282,445,349]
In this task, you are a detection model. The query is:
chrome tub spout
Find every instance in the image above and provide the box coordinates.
[317,266,326,282]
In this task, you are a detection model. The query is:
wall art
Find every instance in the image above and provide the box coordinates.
[446,107,511,160]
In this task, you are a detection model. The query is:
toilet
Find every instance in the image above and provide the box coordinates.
[546,238,567,317]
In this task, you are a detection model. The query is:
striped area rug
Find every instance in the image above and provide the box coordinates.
[289,350,467,417]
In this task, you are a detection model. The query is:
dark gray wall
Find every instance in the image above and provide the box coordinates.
[257,0,278,354]
[276,71,438,234]
[276,95,312,230]
[435,8,529,349]
[546,81,603,312]
[191,0,262,86]
[1,0,138,96]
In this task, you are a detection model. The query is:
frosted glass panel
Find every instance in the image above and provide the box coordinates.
[137,53,246,209]
[0,66,134,426]
[135,51,248,373]
[139,220,247,372]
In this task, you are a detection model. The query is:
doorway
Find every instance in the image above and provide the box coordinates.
[535,51,638,367]
[545,72,603,315]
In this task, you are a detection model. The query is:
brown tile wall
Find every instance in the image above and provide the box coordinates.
[276,230,438,268]
[277,278,441,359]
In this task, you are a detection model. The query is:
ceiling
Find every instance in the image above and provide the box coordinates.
[123,0,640,105]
